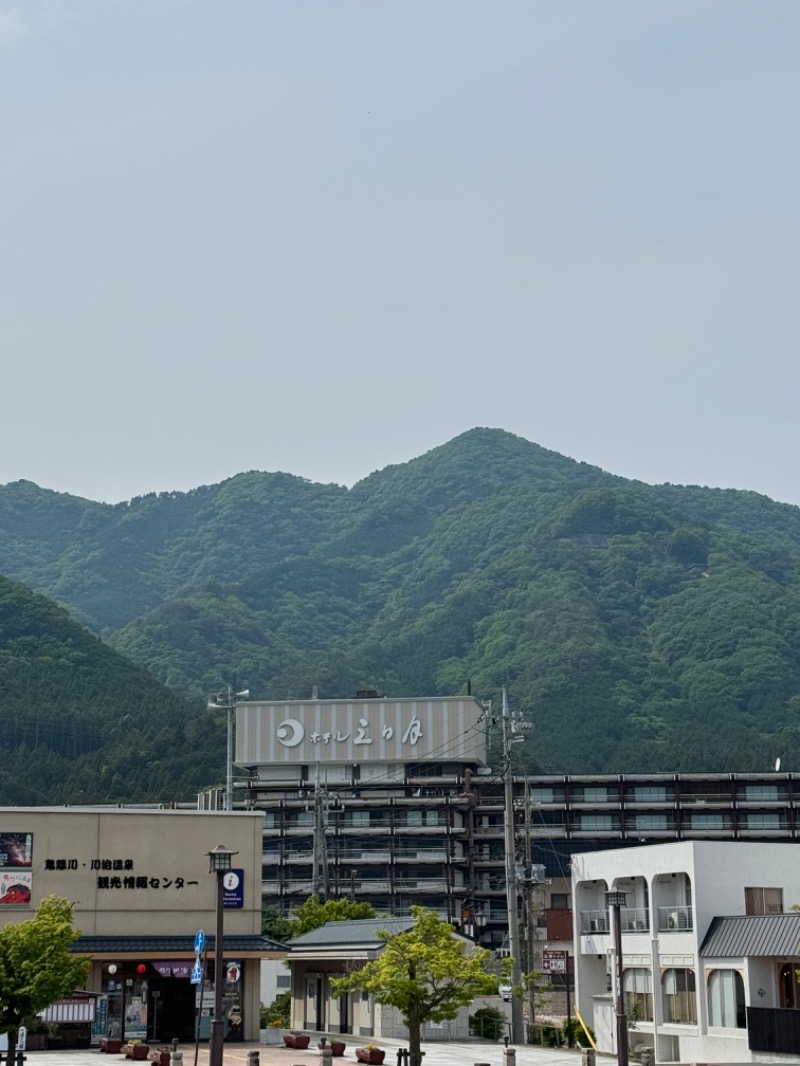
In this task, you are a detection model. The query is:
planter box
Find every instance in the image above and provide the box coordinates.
[356,1050,385,1065]
[101,1038,124,1054]
[260,1028,282,1045]
[319,1039,347,1056]
[148,1050,171,1066]
[283,1033,311,1050]
[123,1044,149,1060]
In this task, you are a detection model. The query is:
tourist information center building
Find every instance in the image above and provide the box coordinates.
[0,808,284,1044]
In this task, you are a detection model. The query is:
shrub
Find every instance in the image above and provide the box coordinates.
[260,991,290,1028]
[469,1006,506,1041]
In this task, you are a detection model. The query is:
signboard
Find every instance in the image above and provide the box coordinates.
[194,930,205,955]
[237,697,488,766]
[222,869,244,909]
[543,949,568,975]
[225,961,241,983]
[190,963,203,986]
[0,833,33,906]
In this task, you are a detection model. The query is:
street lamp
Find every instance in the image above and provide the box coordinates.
[606,891,629,1066]
[208,844,238,1066]
[207,686,249,812]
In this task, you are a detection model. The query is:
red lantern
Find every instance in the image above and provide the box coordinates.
[136,963,147,975]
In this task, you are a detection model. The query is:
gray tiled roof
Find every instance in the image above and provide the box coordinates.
[71,934,286,954]
[700,913,800,958]
[289,916,414,950]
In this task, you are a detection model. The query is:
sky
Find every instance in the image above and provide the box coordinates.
[2,1,799,506]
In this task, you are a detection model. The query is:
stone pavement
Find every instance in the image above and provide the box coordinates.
[16,1040,590,1066]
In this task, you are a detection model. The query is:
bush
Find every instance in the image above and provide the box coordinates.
[562,1016,594,1047]
[260,991,290,1028]
[469,1006,507,1041]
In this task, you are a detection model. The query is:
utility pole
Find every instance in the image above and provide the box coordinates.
[502,687,526,1045]
[206,683,249,812]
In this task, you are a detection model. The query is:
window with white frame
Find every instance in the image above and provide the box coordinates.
[707,969,745,1028]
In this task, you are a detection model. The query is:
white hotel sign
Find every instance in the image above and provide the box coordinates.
[236,697,487,766]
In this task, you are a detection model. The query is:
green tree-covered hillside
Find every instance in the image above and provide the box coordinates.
[0,573,224,805]
[3,428,800,776]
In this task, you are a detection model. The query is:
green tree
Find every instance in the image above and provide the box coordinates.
[332,906,495,1066]
[0,895,89,1062]
[260,904,293,943]
[289,895,376,937]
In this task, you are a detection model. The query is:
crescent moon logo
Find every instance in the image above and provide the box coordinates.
[276,718,305,747]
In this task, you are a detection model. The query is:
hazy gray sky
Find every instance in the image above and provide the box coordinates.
[2,1,798,505]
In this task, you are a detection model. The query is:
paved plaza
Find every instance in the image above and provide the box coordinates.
[14,1040,589,1066]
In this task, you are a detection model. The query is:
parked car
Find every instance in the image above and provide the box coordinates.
[499,984,512,1001]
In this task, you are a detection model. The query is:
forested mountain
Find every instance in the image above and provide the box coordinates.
[0,574,224,805]
[3,427,800,778]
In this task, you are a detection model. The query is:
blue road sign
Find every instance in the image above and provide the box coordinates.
[194,930,205,955]
[190,962,203,985]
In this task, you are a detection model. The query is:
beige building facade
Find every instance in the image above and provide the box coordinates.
[0,807,283,1044]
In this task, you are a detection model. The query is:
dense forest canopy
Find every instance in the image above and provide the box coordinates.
[2,427,800,792]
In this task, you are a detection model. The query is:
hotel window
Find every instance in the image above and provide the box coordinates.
[688,812,726,830]
[662,968,697,1024]
[633,785,668,803]
[634,813,668,832]
[578,814,615,831]
[743,784,781,802]
[745,886,783,914]
[707,969,745,1028]
[580,787,611,803]
[743,812,782,830]
[406,810,440,827]
[623,968,653,1022]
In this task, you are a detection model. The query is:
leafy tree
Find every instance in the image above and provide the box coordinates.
[332,906,495,1066]
[0,895,89,1062]
[260,904,293,943]
[289,895,375,937]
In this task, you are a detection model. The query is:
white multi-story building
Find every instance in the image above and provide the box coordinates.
[572,840,800,1063]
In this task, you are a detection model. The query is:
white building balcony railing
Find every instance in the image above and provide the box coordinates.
[580,910,610,934]
[657,905,693,932]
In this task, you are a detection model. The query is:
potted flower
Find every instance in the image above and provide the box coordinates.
[356,1044,385,1064]
[124,1039,149,1060]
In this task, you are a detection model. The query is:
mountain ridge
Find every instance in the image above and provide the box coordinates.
[3,427,800,779]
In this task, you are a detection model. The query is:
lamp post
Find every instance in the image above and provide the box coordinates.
[606,890,629,1066]
[208,844,238,1066]
[207,686,249,812]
